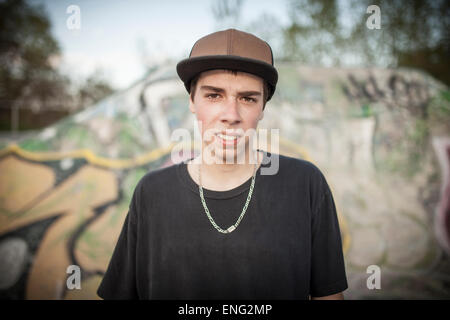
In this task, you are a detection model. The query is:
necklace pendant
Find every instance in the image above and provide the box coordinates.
[227,225,236,233]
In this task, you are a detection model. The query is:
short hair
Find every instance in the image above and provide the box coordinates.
[189,70,269,109]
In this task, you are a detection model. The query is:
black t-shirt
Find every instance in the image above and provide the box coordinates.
[97,151,348,300]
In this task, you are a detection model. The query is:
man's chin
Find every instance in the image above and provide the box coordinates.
[201,138,250,164]
[213,146,248,164]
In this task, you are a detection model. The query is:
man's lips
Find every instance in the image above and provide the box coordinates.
[215,132,242,146]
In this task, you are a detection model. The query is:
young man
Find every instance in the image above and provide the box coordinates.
[97,29,347,300]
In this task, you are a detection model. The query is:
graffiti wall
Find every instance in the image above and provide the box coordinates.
[0,63,449,299]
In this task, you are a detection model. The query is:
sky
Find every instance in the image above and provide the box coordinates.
[31,0,290,89]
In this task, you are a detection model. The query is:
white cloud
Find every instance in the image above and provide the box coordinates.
[59,50,145,89]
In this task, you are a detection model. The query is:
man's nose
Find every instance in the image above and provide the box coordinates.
[219,97,241,124]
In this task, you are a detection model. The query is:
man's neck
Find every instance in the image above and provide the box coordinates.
[187,150,263,191]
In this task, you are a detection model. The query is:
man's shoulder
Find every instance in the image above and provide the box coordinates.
[274,153,332,206]
[135,163,179,192]
[127,163,182,211]
[276,153,324,178]
[266,152,330,195]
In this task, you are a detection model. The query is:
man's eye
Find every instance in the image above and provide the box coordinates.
[242,97,256,103]
[206,94,220,99]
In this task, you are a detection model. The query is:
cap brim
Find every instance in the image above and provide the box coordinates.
[176,55,278,101]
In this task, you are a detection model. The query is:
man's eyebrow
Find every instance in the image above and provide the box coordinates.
[199,85,225,93]
[200,86,261,96]
[238,91,262,96]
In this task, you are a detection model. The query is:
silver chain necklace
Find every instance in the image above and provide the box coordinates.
[198,160,258,234]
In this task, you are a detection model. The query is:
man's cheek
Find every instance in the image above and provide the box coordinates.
[203,128,217,144]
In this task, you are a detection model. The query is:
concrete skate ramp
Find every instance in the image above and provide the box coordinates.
[0,63,449,299]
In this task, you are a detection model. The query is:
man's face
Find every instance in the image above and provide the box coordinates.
[189,69,264,163]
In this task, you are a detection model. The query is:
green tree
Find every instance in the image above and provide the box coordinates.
[0,0,72,113]
[280,0,450,85]
[282,0,344,65]
[0,0,115,131]
[77,72,115,109]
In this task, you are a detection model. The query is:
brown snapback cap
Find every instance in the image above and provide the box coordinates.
[176,28,278,101]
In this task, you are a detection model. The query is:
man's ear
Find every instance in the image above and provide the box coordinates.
[189,95,196,114]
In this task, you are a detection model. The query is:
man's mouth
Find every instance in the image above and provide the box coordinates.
[215,132,242,146]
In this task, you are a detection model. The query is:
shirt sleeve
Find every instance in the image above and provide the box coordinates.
[97,200,139,300]
[309,176,348,298]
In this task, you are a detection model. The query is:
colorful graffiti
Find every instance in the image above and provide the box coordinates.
[432,137,450,256]
[0,145,172,299]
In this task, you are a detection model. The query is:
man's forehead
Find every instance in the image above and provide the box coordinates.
[196,69,264,88]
